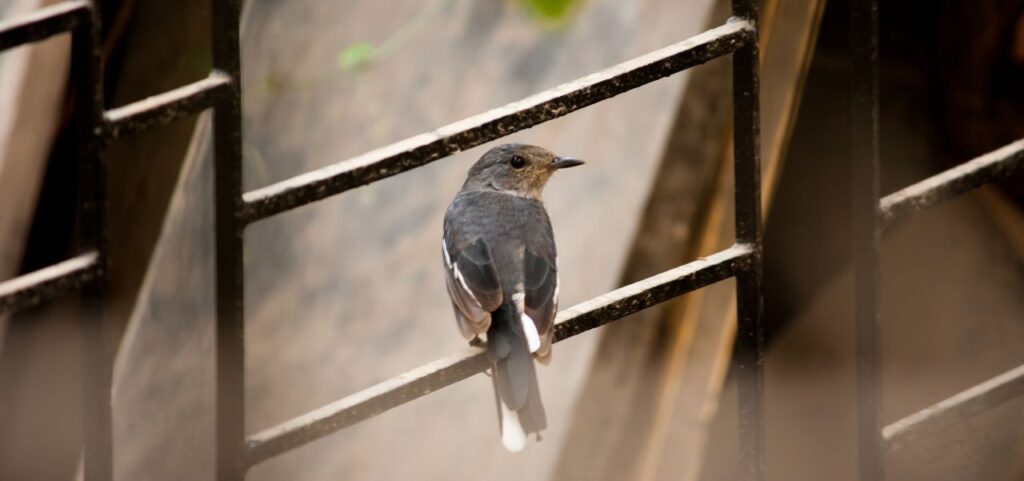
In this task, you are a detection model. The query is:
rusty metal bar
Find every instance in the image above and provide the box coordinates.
[882,363,1024,452]
[210,0,245,479]
[71,1,113,480]
[732,0,764,479]
[851,0,882,480]
[241,20,755,223]
[104,72,232,139]
[0,251,100,316]
[731,1,764,481]
[0,0,88,50]
[245,244,753,465]
[881,138,1024,226]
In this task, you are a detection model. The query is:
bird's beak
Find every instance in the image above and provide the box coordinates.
[552,156,585,169]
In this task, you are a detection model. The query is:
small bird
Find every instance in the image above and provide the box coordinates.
[442,143,583,452]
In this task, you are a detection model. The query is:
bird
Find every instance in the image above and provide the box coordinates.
[442,143,583,452]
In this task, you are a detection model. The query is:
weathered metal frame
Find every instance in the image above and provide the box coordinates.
[0,1,236,480]
[239,19,756,222]
[1,1,765,480]
[0,2,230,315]
[226,0,764,479]
[246,244,754,463]
[851,1,1024,480]
[15,0,1023,479]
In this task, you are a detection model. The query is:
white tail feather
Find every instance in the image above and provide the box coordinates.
[500,401,526,452]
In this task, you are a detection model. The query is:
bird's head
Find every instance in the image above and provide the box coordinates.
[463,143,584,198]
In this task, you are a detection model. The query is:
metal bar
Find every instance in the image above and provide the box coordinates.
[851,0,882,480]
[880,138,1024,226]
[246,244,754,465]
[731,0,764,479]
[0,251,99,315]
[0,0,88,51]
[104,72,232,139]
[211,0,245,479]
[882,363,1024,452]
[241,20,755,223]
[72,1,113,480]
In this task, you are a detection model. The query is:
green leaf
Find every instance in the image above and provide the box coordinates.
[523,0,576,21]
[338,42,377,70]
[262,75,281,92]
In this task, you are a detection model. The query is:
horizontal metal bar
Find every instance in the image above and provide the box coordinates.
[880,138,1024,226]
[0,251,100,316]
[245,243,753,465]
[882,363,1024,452]
[241,19,755,223]
[0,0,88,51]
[104,71,232,139]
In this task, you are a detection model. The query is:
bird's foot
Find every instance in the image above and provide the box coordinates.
[469,337,491,377]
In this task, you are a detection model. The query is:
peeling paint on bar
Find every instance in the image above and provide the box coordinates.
[730,2,764,480]
[883,364,1024,452]
[210,0,247,480]
[245,244,753,465]
[0,251,100,316]
[104,72,233,139]
[240,19,756,223]
[880,138,1024,226]
[0,0,89,50]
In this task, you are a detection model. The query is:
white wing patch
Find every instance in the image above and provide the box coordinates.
[452,265,480,304]
[445,238,481,305]
[554,276,560,306]
[500,400,526,452]
[554,257,561,310]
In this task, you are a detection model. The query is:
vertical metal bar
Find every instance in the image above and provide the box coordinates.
[851,0,882,480]
[211,0,246,480]
[732,0,763,480]
[75,2,112,481]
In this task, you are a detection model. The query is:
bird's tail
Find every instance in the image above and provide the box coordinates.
[487,304,547,452]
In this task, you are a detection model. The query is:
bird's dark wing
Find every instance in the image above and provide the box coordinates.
[443,231,503,340]
[523,217,558,364]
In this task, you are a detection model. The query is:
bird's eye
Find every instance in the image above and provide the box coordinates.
[509,155,526,169]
